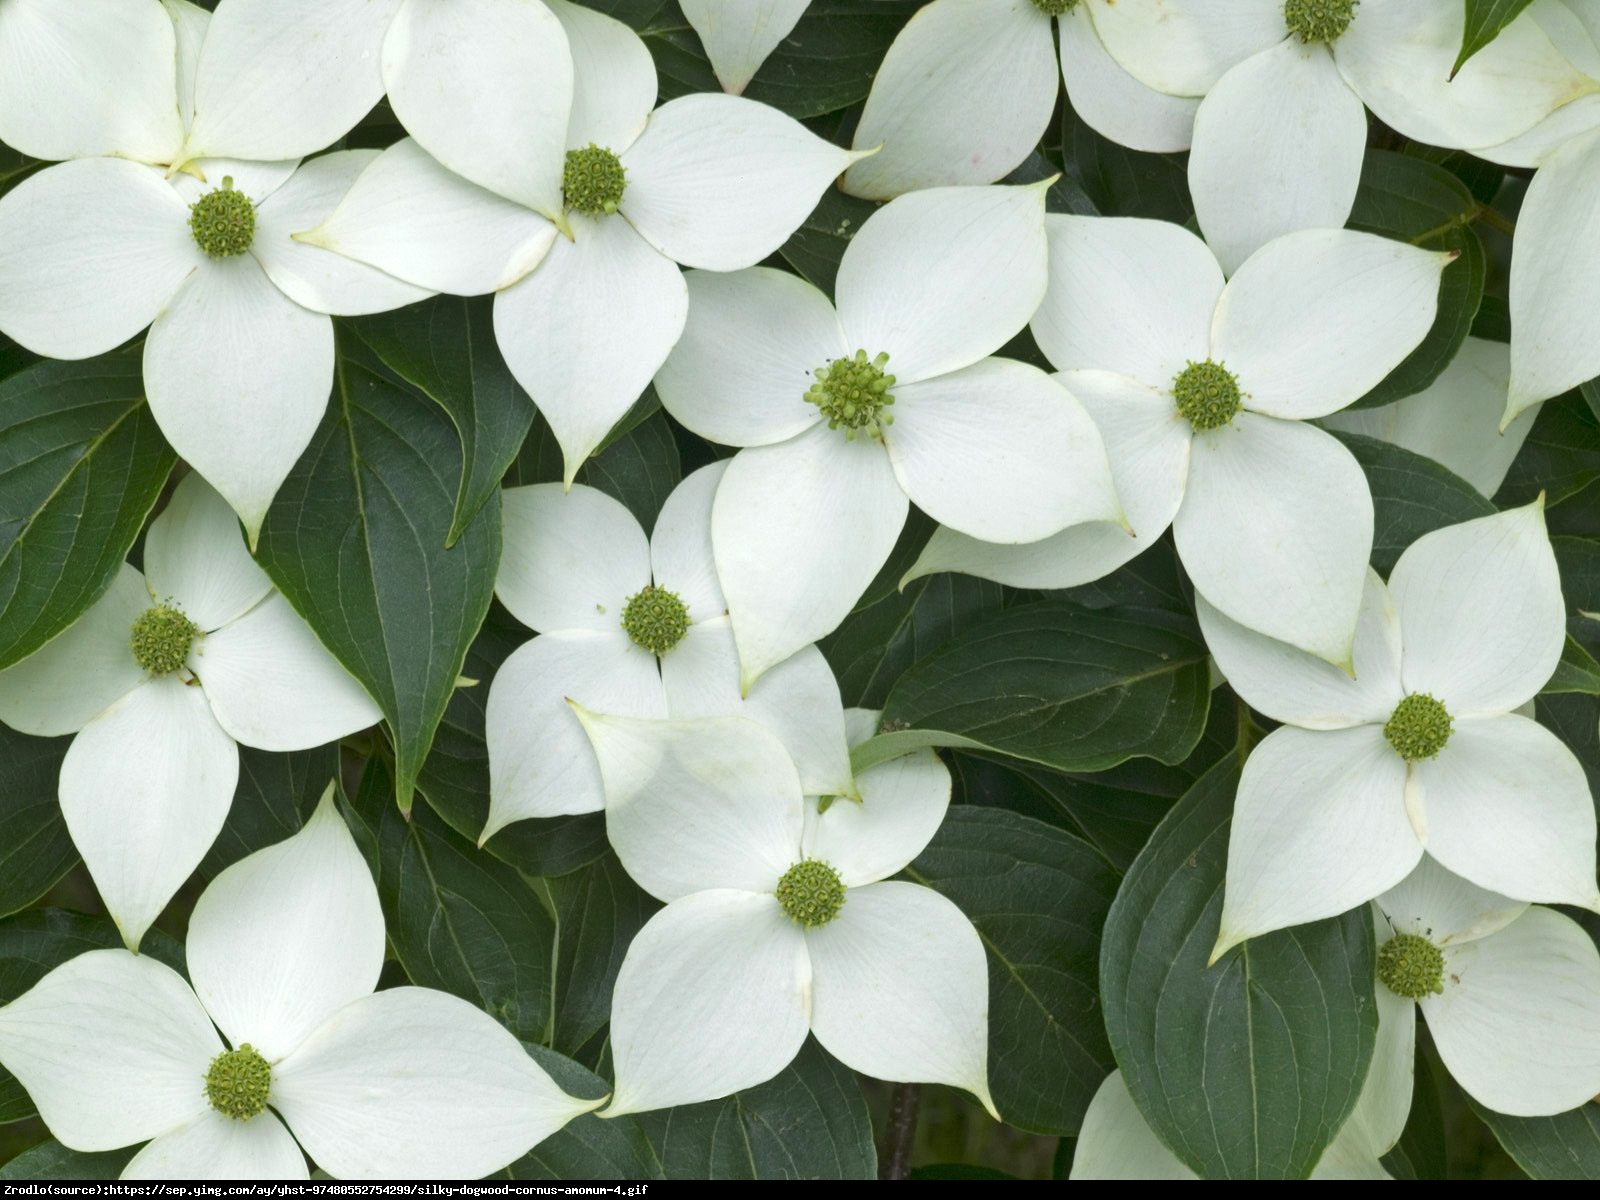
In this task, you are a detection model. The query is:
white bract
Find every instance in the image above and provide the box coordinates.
[0,791,600,1180]
[572,709,995,1119]
[0,475,378,949]
[655,183,1122,687]
[1091,0,1598,271]
[841,0,1198,200]
[303,0,861,484]
[483,462,854,836]
[908,218,1450,667]
[1205,502,1598,955]
[680,0,810,95]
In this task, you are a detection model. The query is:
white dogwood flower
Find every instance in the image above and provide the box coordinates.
[908,218,1450,667]
[680,0,810,95]
[655,183,1122,688]
[571,709,993,1118]
[304,0,862,485]
[0,790,600,1180]
[841,0,1199,200]
[1205,502,1599,955]
[0,475,378,949]
[482,462,854,838]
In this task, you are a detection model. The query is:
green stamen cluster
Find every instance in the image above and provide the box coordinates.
[1383,692,1453,761]
[621,585,690,656]
[1376,933,1445,1000]
[188,177,255,258]
[1172,359,1243,432]
[806,350,896,439]
[130,604,198,676]
[776,859,846,927]
[205,1044,271,1121]
[562,144,627,215]
[1283,0,1358,44]
[1030,0,1080,14]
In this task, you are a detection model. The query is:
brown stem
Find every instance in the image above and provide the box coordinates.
[879,1083,922,1180]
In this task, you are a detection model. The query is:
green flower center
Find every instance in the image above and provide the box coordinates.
[205,1044,271,1121]
[776,859,846,927]
[562,144,627,215]
[1283,0,1358,44]
[1383,692,1453,761]
[1030,0,1080,13]
[189,177,255,258]
[806,350,897,440]
[1376,933,1445,1000]
[1172,359,1243,432]
[621,584,690,656]
[130,604,198,676]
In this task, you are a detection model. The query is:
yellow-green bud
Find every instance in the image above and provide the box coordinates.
[1172,359,1243,432]
[130,604,198,676]
[1284,0,1358,44]
[1383,692,1453,761]
[1377,933,1445,1000]
[205,1044,271,1121]
[806,350,896,440]
[563,145,627,215]
[622,585,690,656]
[776,859,846,927]
[189,177,255,258]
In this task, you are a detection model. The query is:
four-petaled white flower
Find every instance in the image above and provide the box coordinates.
[303,0,863,485]
[0,790,601,1180]
[1204,502,1599,956]
[483,462,854,839]
[655,182,1123,688]
[572,708,996,1119]
[907,219,1451,668]
[0,475,378,949]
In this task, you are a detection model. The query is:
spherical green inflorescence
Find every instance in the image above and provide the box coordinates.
[806,350,896,439]
[1030,0,1081,15]
[1376,933,1445,1001]
[1171,359,1243,432]
[1283,0,1359,44]
[205,1044,271,1121]
[563,144,627,215]
[776,859,846,927]
[1383,692,1454,761]
[130,604,198,676]
[621,584,690,656]
[189,177,255,258]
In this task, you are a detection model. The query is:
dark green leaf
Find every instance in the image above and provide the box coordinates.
[907,808,1120,1135]
[778,186,879,296]
[0,727,76,918]
[512,1045,662,1179]
[0,144,43,201]
[1333,432,1496,574]
[201,744,339,878]
[1470,1098,1600,1179]
[1497,394,1600,511]
[509,402,682,535]
[0,1140,135,1180]
[1060,107,1189,224]
[1381,1047,1449,1180]
[1582,378,1600,426]
[0,352,176,669]
[1100,760,1378,1179]
[1547,635,1600,695]
[1539,693,1600,799]
[1453,0,1538,76]
[256,332,501,812]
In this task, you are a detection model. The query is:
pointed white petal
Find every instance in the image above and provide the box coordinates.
[1198,570,1403,730]
[143,473,271,633]
[1377,854,1529,947]
[143,258,332,542]
[1188,42,1366,275]
[1178,413,1371,665]
[621,94,860,271]
[0,949,218,1151]
[809,881,995,1116]
[164,0,210,136]
[1216,229,1452,419]
[681,0,809,93]
[649,461,727,619]
[905,369,1189,589]
[654,267,842,447]
[382,0,570,218]
[1060,8,1197,154]
[1389,501,1564,715]
[575,712,804,902]
[548,0,656,151]
[1070,1071,1195,1180]
[483,631,664,833]
[804,750,950,887]
[0,0,183,163]
[604,890,810,1115]
[835,183,1048,384]
[0,564,149,737]
[714,428,908,688]
[1337,922,1415,1164]
[275,987,597,1180]
[843,0,1055,199]
[1030,215,1222,388]
[1507,128,1600,411]
[1086,0,1286,97]
[182,0,400,164]
[1471,0,1600,167]
[1415,714,1600,910]
[1215,724,1416,954]
[253,152,432,317]
[497,484,652,634]
[300,139,558,295]
[123,1110,307,1180]
[0,159,198,359]
[886,359,1121,543]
